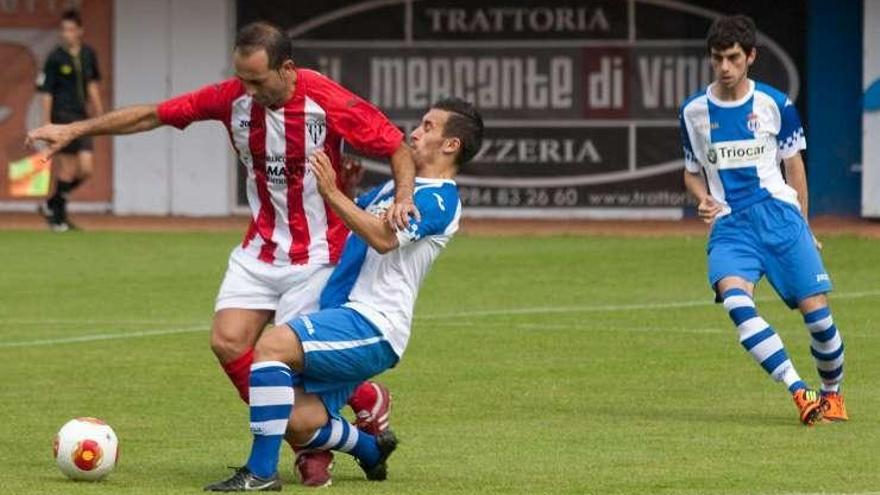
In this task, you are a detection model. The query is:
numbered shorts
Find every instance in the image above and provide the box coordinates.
[708,198,832,309]
[287,307,398,418]
[215,246,334,325]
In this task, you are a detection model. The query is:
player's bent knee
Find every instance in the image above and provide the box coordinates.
[254,325,303,367]
[799,293,828,313]
[716,276,753,296]
[210,324,250,363]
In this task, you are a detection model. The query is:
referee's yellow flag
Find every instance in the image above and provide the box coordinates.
[8,153,51,197]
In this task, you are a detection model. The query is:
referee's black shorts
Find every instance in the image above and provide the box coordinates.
[60,135,93,154]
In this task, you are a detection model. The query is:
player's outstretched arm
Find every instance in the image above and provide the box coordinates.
[310,150,400,254]
[385,142,420,230]
[27,104,161,157]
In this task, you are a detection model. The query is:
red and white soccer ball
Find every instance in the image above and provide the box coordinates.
[54,417,119,481]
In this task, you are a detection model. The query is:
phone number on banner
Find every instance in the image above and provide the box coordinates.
[459,187,579,207]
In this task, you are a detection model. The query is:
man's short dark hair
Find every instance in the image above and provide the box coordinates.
[431,98,484,166]
[706,15,756,54]
[235,21,292,69]
[61,9,83,27]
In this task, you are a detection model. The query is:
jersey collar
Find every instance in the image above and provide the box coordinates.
[706,79,755,108]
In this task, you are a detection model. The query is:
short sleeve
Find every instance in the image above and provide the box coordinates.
[305,71,403,158]
[37,55,56,93]
[157,79,238,129]
[777,98,806,159]
[395,186,459,247]
[679,107,700,173]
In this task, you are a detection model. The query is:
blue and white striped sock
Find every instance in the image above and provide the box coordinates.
[803,307,844,393]
[300,418,380,467]
[722,289,805,392]
[246,361,295,479]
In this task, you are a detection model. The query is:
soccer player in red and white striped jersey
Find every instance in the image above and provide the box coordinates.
[27,22,409,481]
[156,54,406,268]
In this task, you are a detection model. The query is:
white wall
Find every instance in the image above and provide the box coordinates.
[113,0,234,215]
[863,0,880,217]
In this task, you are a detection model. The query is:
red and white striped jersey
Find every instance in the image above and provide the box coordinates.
[157,69,403,266]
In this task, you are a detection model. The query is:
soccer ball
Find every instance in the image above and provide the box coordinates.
[54,417,119,481]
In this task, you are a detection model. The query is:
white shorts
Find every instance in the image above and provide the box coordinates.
[215,246,334,325]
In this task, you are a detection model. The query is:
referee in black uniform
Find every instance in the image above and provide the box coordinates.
[37,9,103,231]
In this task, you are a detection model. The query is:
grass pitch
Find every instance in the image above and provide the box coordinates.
[0,230,878,494]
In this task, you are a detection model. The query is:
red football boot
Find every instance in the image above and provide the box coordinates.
[348,381,392,435]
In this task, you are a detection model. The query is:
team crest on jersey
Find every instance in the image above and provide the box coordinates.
[746,113,761,132]
[306,118,326,147]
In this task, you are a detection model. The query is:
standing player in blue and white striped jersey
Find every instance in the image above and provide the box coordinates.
[204,98,483,491]
[679,15,846,426]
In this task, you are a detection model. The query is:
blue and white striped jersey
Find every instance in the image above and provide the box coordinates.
[679,79,806,215]
[319,177,461,357]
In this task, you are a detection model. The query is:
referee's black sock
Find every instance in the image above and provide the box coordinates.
[48,180,75,223]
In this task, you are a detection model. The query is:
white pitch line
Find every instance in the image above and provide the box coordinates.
[415,289,880,320]
[0,318,204,325]
[0,326,206,349]
[417,319,729,335]
[1,289,878,349]
[3,290,879,327]
[0,321,722,349]
[509,322,726,335]
[416,299,710,319]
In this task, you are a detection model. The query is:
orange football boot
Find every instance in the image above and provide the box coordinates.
[792,389,824,425]
[820,392,849,422]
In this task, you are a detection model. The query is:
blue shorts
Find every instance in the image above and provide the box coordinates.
[287,307,399,418]
[707,198,832,308]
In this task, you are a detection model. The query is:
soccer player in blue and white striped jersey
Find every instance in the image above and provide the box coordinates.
[679,15,846,426]
[204,98,483,491]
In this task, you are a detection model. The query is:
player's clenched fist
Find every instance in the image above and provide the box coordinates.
[309,150,338,198]
[697,196,722,223]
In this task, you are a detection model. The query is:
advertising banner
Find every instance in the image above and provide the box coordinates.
[239,0,805,218]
